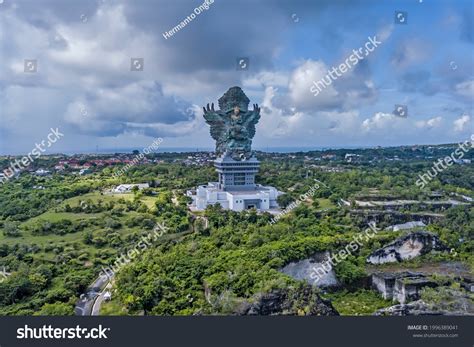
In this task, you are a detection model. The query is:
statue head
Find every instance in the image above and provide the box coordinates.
[218,86,250,113]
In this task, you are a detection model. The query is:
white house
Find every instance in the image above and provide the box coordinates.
[190,182,279,212]
[113,183,149,193]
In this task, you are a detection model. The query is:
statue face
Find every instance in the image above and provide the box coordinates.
[233,106,240,115]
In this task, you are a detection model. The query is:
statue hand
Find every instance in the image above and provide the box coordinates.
[203,103,216,116]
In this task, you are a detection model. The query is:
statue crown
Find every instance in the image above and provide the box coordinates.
[218,86,250,113]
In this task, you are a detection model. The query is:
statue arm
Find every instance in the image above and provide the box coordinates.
[203,103,228,141]
[241,104,261,139]
[243,104,261,125]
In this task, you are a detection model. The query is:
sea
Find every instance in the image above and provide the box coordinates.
[60,145,373,155]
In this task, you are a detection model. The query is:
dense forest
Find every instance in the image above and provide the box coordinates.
[0,144,472,315]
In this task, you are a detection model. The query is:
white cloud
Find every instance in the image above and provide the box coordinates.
[243,71,289,89]
[455,80,474,98]
[362,113,443,135]
[256,86,360,143]
[288,60,339,109]
[415,116,443,129]
[362,112,400,132]
[453,115,471,132]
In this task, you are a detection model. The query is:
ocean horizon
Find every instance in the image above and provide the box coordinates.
[0,145,389,156]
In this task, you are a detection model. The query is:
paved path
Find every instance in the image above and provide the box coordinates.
[92,282,113,316]
[74,275,110,316]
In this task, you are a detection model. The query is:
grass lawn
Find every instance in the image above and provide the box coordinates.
[316,198,335,209]
[0,191,157,249]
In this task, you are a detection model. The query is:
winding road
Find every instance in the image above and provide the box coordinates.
[74,275,110,316]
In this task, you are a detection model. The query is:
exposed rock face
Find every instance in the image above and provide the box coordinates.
[374,286,474,316]
[374,299,474,316]
[385,221,426,232]
[367,231,447,264]
[280,252,339,287]
[236,286,339,316]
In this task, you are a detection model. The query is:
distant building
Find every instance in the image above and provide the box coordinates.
[345,153,361,162]
[322,154,336,160]
[113,183,149,193]
[34,169,50,176]
[79,168,92,175]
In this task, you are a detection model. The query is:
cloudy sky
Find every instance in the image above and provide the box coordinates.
[0,0,473,154]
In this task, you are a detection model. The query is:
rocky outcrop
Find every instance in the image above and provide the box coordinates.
[236,285,339,316]
[374,287,474,316]
[375,300,474,316]
[280,252,339,287]
[349,210,444,228]
[367,231,447,264]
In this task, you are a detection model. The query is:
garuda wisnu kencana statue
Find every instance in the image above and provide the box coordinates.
[203,86,261,160]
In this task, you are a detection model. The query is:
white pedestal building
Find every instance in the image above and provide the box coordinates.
[188,155,280,212]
